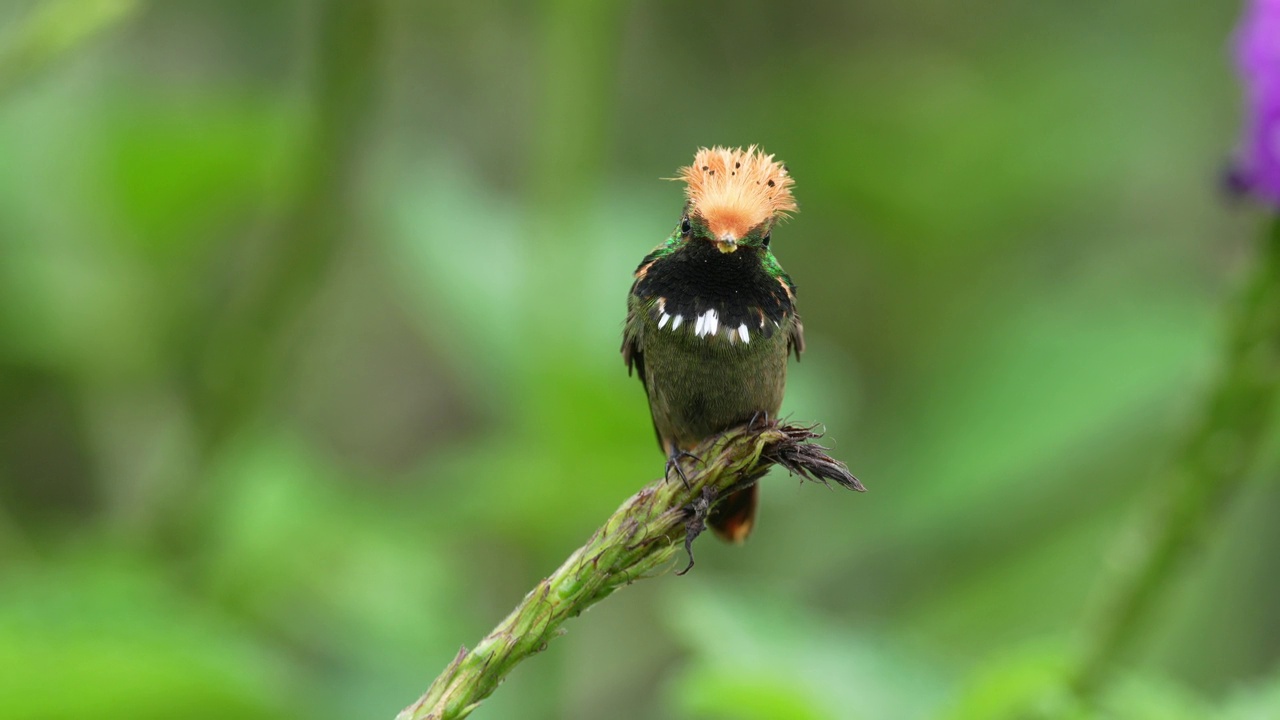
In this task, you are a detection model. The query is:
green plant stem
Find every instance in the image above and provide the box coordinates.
[395,421,862,720]
[192,0,381,452]
[1073,215,1280,697]
[149,0,382,562]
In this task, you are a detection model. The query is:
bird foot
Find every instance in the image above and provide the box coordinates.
[747,410,780,432]
[676,486,717,576]
[664,450,704,489]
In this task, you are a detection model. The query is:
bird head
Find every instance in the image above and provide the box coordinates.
[675,145,796,253]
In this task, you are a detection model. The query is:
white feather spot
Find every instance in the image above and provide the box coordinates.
[672,315,683,330]
[738,324,750,344]
[696,309,719,338]
[658,313,670,329]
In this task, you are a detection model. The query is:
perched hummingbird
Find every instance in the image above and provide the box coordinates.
[622,146,803,543]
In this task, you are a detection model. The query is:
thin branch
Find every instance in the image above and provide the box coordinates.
[396,420,863,720]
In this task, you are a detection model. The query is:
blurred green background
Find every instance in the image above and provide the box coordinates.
[2,1,1279,718]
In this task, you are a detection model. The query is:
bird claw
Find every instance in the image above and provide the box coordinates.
[664,450,704,489]
[747,410,777,432]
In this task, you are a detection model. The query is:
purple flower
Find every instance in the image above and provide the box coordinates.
[1232,0,1280,205]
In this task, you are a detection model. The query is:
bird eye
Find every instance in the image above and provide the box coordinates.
[681,218,691,235]
[762,232,771,247]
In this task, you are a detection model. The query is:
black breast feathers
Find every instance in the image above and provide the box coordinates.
[632,240,794,339]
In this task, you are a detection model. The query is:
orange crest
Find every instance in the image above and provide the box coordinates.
[677,145,796,240]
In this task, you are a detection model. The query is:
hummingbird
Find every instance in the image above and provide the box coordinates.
[622,146,803,543]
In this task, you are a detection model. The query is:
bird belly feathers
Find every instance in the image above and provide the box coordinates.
[630,297,794,453]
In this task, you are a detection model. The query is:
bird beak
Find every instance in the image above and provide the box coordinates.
[714,232,739,253]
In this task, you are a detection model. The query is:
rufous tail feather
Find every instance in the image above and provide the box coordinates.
[708,484,759,544]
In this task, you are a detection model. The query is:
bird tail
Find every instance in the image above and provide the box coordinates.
[708,483,759,543]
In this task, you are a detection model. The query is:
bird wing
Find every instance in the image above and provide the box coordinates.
[621,296,646,387]
[622,296,669,453]
[789,314,806,362]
